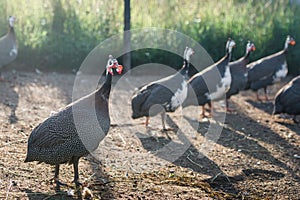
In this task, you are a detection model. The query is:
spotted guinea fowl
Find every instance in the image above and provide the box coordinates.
[273,75,300,123]
[245,35,296,101]
[0,16,18,81]
[226,41,256,111]
[131,47,194,130]
[183,38,236,118]
[25,55,123,188]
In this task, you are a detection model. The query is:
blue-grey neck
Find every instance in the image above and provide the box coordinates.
[98,70,112,99]
[180,59,190,79]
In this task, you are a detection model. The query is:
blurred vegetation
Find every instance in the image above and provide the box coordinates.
[0,0,299,74]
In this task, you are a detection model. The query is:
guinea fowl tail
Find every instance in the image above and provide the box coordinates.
[131,89,152,119]
[273,106,282,115]
[24,154,31,163]
[273,99,283,115]
[24,158,29,162]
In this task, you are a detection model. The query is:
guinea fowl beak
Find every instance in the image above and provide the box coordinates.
[252,46,256,51]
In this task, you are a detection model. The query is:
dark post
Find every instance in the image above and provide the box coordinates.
[123,0,131,73]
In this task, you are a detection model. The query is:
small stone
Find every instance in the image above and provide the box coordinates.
[294,154,300,159]
[67,188,74,196]
[82,187,93,199]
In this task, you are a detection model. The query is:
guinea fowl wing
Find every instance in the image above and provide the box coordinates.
[131,83,160,116]
[247,52,285,82]
[27,108,76,149]
[26,91,109,162]
[189,75,208,95]
[274,77,300,115]
[133,83,160,101]
[0,38,16,65]
[142,85,174,107]
[280,80,300,104]
[132,73,186,117]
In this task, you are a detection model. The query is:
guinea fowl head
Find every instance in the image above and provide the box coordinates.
[284,35,296,50]
[99,55,123,99]
[246,41,256,54]
[181,47,194,78]
[106,55,123,76]
[225,38,236,54]
[8,16,16,28]
[183,47,195,62]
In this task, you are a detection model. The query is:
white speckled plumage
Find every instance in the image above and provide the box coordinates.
[25,55,122,187]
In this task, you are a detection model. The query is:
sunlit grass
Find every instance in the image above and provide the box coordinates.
[0,0,299,73]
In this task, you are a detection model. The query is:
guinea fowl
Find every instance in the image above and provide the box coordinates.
[131,47,194,130]
[226,41,256,111]
[245,35,296,101]
[25,55,123,188]
[183,38,236,118]
[273,75,300,123]
[0,16,18,81]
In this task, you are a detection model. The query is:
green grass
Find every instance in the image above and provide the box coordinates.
[0,0,299,74]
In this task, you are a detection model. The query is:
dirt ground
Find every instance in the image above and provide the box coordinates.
[0,70,299,200]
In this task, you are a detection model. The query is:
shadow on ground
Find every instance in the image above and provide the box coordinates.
[0,73,19,124]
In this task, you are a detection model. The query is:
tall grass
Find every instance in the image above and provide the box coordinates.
[0,0,299,74]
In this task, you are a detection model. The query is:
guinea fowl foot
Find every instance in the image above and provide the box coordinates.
[161,127,174,132]
[256,93,270,102]
[141,121,149,126]
[52,179,68,191]
[140,117,150,127]
[264,96,270,101]
[0,76,9,82]
[200,112,212,120]
[226,107,236,113]
[56,180,68,186]
[73,180,83,188]
[255,92,263,102]
[293,116,299,123]
[256,97,263,102]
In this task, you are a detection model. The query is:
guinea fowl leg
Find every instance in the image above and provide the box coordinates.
[226,99,235,113]
[256,91,262,102]
[263,87,269,101]
[200,103,211,120]
[293,115,299,123]
[200,105,206,119]
[161,112,173,131]
[73,157,82,187]
[0,74,9,82]
[209,102,213,117]
[54,164,67,190]
[161,112,167,130]
[226,99,231,112]
[144,117,150,127]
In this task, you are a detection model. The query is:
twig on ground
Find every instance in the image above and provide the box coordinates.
[5,180,14,200]
[0,139,26,149]
[186,154,203,169]
[118,132,126,145]
[41,192,66,200]
[211,172,231,184]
